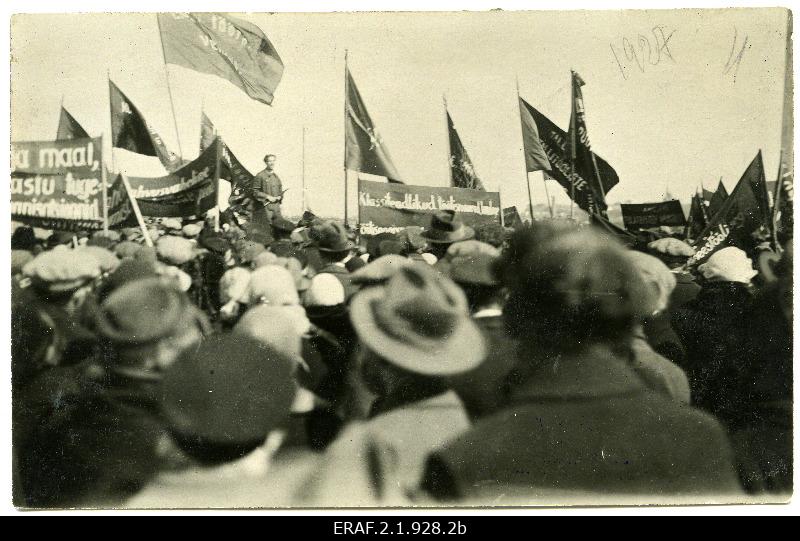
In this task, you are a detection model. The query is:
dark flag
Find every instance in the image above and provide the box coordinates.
[345,67,403,183]
[685,192,708,240]
[446,110,484,191]
[109,80,182,171]
[56,106,89,140]
[568,71,617,215]
[688,151,772,266]
[199,112,255,190]
[157,13,284,106]
[518,97,617,216]
[707,180,729,218]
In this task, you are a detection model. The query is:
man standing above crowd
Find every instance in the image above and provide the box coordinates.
[252,153,285,226]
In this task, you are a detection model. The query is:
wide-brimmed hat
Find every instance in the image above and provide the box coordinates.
[350,264,485,376]
[420,210,474,244]
[161,334,296,446]
[310,221,355,252]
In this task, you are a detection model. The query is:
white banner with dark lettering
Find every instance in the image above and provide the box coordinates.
[358,179,501,236]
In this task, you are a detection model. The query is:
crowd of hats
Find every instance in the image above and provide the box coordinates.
[10,204,790,507]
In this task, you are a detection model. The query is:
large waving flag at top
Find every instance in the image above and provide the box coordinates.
[157,13,284,106]
[345,67,403,183]
[56,106,89,140]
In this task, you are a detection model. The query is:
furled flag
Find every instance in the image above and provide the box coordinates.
[157,13,284,106]
[773,16,794,244]
[56,106,89,140]
[685,192,709,241]
[687,151,772,266]
[345,67,403,183]
[109,80,182,172]
[199,112,255,190]
[707,180,729,219]
[568,71,616,215]
[518,97,617,216]
[446,109,484,191]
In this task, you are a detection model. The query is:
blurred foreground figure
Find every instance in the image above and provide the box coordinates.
[423,223,743,503]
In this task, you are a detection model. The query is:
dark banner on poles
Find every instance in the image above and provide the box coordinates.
[124,138,221,218]
[620,200,686,230]
[358,179,501,236]
[10,137,113,231]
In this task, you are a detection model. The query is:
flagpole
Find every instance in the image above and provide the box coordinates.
[771,150,784,252]
[156,14,184,162]
[515,76,535,223]
[444,94,453,187]
[569,71,576,221]
[101,134,109,233]
[302,126,307,212]
[343,49,349,227]
[107,71,117,174]
[121,174,154,247]
[214,132,222,232]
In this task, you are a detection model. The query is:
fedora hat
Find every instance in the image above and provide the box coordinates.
[420,210,474,244]
[350,263,485,376]
[310,221,356,253]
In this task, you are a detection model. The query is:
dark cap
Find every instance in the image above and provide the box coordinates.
[161,334,297,445]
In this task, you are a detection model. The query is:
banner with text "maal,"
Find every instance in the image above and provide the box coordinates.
[620,200,686,230]
[10,137,123,231]
[12,137,102,175]
[358,179,501,236]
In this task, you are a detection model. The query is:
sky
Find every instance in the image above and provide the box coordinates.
[10,8,791,219]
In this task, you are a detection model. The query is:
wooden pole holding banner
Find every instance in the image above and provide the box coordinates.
[156,14,184,161]
[214,132,222,232]
[101,137,109,234]
[120,174,154,247]
[499,193,505,228]
[343,50,349,227]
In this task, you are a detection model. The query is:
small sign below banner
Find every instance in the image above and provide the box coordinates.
[620,200,686,230]
[503,206,524,229]
[358,179,501,236]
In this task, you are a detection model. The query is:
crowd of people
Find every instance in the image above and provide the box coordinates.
[9,202,793,508]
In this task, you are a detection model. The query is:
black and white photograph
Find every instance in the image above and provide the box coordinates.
[4,1,795,515]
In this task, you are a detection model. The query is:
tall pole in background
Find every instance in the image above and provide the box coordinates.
[156,14,184,162]
[568,71,576,221]
[302,126,307,212]
[515,76,535,223]
[343,50,349,227]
